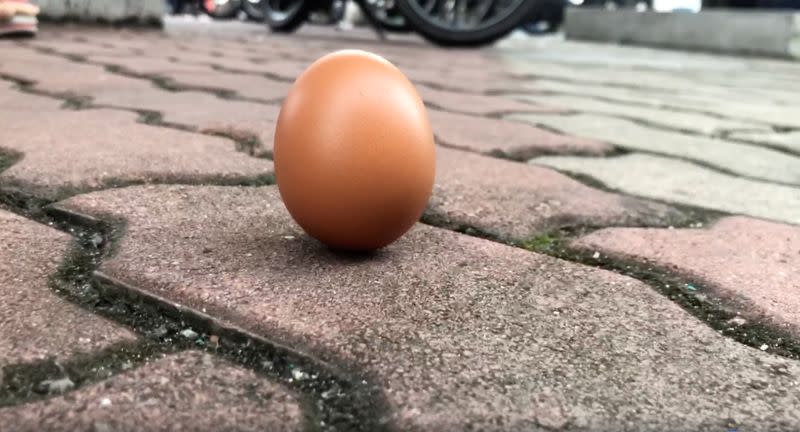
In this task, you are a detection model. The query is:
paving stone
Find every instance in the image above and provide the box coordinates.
[57,184,800,431]
[90,55,214,76]
[520,79,800,130]
[533,153,800,225]
[0,81,62,112]
[511,113,800,185]
[0,210,135,369]
[418,85,564,116]
[515,93,768,135]
[0,48,154,98]
[90,86,280,153]
[0,109,271,199]
[571,216,800,336]
[150,68,290,101]
[729,130,800,154]
[429,109,610,159]
[431,147,684,240]
[0,351,302,432]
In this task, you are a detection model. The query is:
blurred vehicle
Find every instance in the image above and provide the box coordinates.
[264,0,538,46]
[167,0,243,18]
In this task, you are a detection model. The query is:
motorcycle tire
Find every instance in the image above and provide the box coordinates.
[357,0,412,32]
[242,0,266,20]
[200,0,243,18]
[395,0,537,46]
[264,0,312,31]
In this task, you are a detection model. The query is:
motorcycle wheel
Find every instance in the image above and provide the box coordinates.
[201,0,243,18]
[395,0,537,46]
[242,0,266,20]
[358,0,412,32]
[264,0,312,31]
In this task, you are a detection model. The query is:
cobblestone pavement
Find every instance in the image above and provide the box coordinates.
[1,20,800,431]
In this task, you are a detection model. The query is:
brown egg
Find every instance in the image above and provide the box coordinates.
[274,50,436,251]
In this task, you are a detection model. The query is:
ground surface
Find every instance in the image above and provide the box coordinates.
[1,17,800,432]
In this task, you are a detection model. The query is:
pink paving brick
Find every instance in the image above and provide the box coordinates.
[417,84,565,116]
[0,210,135,367]
[571,216,800,336]
[0,351,302,432]
[429,109,611,159]
[431,147,685,240]
[55,185,800,430]
[0,108,272,199]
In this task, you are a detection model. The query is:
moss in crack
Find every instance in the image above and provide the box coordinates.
[0,148,23,174]
[0,341,179,407]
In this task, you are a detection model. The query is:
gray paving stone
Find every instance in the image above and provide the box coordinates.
[533,153,800,225]
[429,109,611,159]
[0,108,272,199]
[729,130,800,154]
[57,184,800,431]
[519,79,800,129]
[511,113,800,185]
[418,85,564,116]
[0,210,136,369]
[571,216,800,337]
[515,93,768,135]
[431,147,685,240]
[0,351,302,432]
[0,81,62,112]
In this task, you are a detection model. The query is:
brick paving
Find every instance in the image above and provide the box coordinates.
[1,20,800,431]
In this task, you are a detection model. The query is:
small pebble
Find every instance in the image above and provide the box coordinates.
[760,344,769,351]
[100,398,112,407]
[180,329,198,339]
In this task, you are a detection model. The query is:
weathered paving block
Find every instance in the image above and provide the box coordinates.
[0,109,272,199]
[418,85,564,116]
[0,82,62,112]
[515,93,768,135]
[0,48,153,99]
[520,79,800,129]
[58,185,800,430]
[148,68,290,102]
[429,110,611,159]
[571,216,800,336]
[431,147,684,240]
[0,351,302,432]
[90,86,280,153]
[729,130,800,154]
[90,55,214,76]
[512,113,800,185]
[0,210,135,368]
[533,153,800,224]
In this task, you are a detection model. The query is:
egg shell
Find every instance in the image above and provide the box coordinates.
[274,50,436,251]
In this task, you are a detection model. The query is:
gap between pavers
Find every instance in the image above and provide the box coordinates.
[0,351,303,432]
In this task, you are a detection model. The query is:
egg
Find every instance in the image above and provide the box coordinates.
[274,50,436,251]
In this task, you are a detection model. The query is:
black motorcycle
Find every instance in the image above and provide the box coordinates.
[261,0,537,46]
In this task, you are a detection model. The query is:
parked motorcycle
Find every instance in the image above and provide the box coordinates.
[262,0,536,46]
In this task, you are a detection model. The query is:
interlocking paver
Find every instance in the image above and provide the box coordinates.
[519,79,800,129]
[144,67,290,101]
[0,47,153,98]
[0,108,271,199]
[515,93,768,135]
[0,210,135,368]
[88,86,280,152]
[429,109,611,159]
[90,55,213,75]
[533,153,800,224]
[729,130,800,154]
[512,113,800,185]
[418,85,564,116]
[0,351,302,432]
[571,216,800,336]
[431,147,684,240]
[0,81,62,112]
[56,185,800,431]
